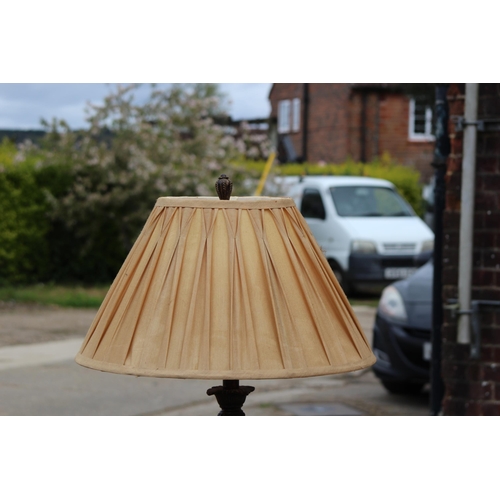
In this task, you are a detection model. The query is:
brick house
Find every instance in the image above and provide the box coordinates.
[440,83,500,415]
[269,83,435,181]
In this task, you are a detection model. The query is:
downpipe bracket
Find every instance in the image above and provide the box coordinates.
[453,116,500,132]
[447,299,500,359]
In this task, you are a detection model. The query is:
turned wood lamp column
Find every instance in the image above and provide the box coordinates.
[207,380,255,416]
[207,175,255,416]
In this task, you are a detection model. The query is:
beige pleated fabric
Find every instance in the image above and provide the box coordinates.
[75,196,375,379]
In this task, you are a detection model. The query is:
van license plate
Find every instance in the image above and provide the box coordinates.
[384,267,416,279]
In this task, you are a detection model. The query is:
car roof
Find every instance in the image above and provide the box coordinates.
[296,176,395,188]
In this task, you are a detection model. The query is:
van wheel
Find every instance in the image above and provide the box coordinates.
[328,260,352,296]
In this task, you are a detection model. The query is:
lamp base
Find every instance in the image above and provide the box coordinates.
[207,380,255,416]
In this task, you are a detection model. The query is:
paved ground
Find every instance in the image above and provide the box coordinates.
[0,303,431,416]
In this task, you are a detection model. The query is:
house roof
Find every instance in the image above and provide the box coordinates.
[350,83,403,91]
[269,83,403,100]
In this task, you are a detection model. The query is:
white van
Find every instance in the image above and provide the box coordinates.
[286,176,434,294]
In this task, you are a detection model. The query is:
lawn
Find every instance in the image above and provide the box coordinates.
[0,284,110,308]
[0,285,379,309]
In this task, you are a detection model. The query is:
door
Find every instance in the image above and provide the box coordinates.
[300,188,330,252]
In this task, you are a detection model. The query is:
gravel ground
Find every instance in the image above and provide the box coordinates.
[0,302,376,348]
[0,302,97,347]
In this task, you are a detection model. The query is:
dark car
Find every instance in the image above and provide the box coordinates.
[372,259,433,394]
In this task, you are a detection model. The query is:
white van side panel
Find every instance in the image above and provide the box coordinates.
[289,177,434,285]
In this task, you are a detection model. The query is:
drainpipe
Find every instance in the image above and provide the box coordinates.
[301,83,309,163]
[374,94,380,158]
[457,83,479,344]
[430,84,450,416]
[360,92,367,162]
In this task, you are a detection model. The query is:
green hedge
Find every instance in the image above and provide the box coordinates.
[0,140,51,284]
[0,137,425,286]
[0,140,78,285]
[240,155,424,216]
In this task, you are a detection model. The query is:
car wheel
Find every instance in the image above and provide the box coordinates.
[381,380,425,395]
[329,260,352,296]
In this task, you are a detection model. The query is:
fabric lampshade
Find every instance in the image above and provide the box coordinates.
[75,196,375,380]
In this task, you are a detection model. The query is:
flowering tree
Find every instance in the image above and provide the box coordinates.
[234,120,273,160]
[42,83,262,282]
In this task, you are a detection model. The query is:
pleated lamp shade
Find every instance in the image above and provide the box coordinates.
[75,196,375,380]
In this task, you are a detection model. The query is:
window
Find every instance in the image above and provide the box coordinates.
[408,97,434,140]
[278,100,291,133]
[278,98,301,133]
[301,189,326,219]
[292,98,301,132]
[329,186,413,217]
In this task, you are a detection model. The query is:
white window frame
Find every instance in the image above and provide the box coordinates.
[278,100,291,133]
[278,98,301,134]
[292,98,301,132]
[408,98,434,141]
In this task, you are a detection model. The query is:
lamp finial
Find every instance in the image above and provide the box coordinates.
[215,174,232,200]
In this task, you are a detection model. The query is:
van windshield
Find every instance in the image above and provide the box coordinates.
[329,186,414,217]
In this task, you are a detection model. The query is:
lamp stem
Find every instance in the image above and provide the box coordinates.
[207,380,255,416]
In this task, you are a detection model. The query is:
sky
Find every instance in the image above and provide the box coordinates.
[0,83,273,130]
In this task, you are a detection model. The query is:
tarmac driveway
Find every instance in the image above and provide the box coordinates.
[0,303,431,416]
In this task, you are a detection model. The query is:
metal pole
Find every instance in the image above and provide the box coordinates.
[457,83,479,344]
[254,152,276,196]
[430,84,450,416]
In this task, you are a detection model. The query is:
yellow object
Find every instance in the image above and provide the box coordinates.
[76,196,375,380]
[254,152,276,196]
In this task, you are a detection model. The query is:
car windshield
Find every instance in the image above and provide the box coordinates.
[329,186,414,217]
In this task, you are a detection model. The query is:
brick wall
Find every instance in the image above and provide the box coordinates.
[306,84,350,163]
[378,93,434,181]
[348,91,381,163]
[441,83,500,415]
[348,91,435,181]
[269,83,350,163]
[269,83,434,180]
